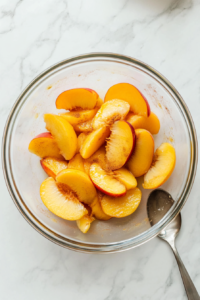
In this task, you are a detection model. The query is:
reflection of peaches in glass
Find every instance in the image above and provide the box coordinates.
[28,84,176,234]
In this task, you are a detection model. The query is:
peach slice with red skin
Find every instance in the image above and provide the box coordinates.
[80,127,110,159]
[106,121,135,170]
[113,168,137,190]
[76,215,95,233]
[89,163,126,197]
[28,132,63,159]
[90,192,111,220]
[104,83,150,117]
[143,143,176,189]
[100,188,142,218]
[68,153,85,172]
[56,169,96,205]
[56,88,99,110]
[40,177,88,221]
[92,99,130,130]
[126,112,160,135]
[60,108,98,125]
[127,129,154,177]
[40,157,68,179]
[44,114,77,160]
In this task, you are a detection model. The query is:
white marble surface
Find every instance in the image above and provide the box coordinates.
[0,0,200,299]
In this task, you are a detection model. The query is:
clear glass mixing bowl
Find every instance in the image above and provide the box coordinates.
[2,53,198,253]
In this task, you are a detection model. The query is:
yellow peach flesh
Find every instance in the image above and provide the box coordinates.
[127,129,154,177]
[106,121,134,170]
[68,153,85,172]
[89,163,126,197]
[44,114,77,160]
[100,188,142,218]
[40,157,68,179]
[40,177,88,221]
[92,99,130,130]
[126,112,160,135]
[80,127,110,159]
[56,169,97,205]
[143,143,176,189]
[56,88,98,110]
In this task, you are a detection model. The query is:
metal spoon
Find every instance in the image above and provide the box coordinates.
[147,189,199,300]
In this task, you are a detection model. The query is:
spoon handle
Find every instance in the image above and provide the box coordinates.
[168,240,200,300]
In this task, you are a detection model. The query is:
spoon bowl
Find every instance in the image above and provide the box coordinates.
[147,189,199,300]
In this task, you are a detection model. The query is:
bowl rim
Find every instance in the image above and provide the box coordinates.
[2,52,198,253]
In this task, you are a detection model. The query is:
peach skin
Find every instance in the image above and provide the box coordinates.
[89,163,126,197]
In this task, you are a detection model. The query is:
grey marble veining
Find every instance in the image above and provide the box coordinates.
[0,0,200,299]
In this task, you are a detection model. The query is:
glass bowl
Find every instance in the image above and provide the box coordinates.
[2,53,198,253]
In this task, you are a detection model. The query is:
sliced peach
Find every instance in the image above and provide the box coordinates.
[76,215,95,233]
[80,127,110,159]
[127,129,154,177]
[100,188,142,218]
[90,193,111,220]
[28,132,63,159]
[77,133,87,153]
[143,143,176,189]
[89,163,126,197]
[105,83,150,116]
[96,97,103,108]
[68,153,85,172]
[85,145,108,171]
[92,99,130,130]
[114,168,137,190]
[40,177,88,221]
[106,121,135,170]
[60,108,98,125]
[83,160,91,176]
[126,112,160,134]
[40,157,68,179]
[73,119,93,133]
[56,88,98,110]
[56,169,96,205]
[44,114,77,160]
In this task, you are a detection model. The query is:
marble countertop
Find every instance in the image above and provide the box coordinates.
[1,0,200,299]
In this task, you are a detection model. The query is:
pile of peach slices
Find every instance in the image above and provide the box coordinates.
[29,83,176,234]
